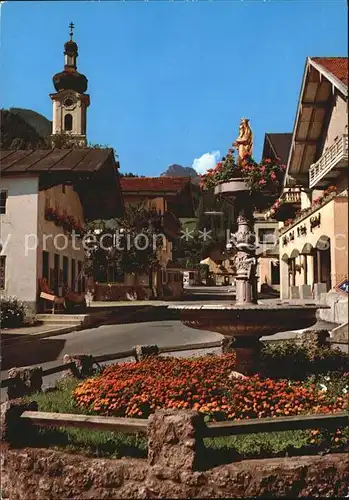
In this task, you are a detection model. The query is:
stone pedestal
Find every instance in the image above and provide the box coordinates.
[231,337,263,375]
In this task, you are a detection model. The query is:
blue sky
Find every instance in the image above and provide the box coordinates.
[0,1,347,176]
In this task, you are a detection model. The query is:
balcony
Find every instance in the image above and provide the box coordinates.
[265,188,302,222]
[309,134,348,189]
[282,189,302,204]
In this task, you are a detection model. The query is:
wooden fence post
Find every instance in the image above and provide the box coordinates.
[7,367,43,400]
[133,345,159,362]
[1,400,38,445]
[63,354,95,379]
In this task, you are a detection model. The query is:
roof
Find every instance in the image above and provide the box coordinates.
[0,148,116,174]
[120,176,191,194]
[285,56,348,181]
[262,133,292,164]
[0,148,124,220]
[311,57,348,86]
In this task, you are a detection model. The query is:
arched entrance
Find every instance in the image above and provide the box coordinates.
[270,259,280,286]
[289,249,300,287]
[301,243,313,286]
[314,236,331,290]
[280,253,290,299]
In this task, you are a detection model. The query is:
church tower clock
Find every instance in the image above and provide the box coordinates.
[50,23,90,147]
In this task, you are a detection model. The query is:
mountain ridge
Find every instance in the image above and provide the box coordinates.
[161,163,200,183]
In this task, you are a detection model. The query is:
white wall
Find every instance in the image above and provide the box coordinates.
[37,184,85,296]
[322,93,348,153]
[0,176,39,309]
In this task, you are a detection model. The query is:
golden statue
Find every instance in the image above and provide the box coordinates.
[233,118,253,165]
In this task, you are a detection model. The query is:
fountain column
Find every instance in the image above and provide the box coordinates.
[229,193,258,305]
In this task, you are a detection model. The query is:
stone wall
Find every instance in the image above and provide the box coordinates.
[94,283,153,301]
[2,447,348,499]
[1,405,348,499]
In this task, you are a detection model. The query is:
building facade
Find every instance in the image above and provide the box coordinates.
[0,149,123,312]
[273,57,348,300]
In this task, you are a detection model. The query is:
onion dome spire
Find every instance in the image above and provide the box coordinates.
[52,22,88,94]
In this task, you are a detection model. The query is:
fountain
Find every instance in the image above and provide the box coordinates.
[169,119,324,375]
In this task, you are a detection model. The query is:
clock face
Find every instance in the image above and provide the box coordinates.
[64,95,76,109]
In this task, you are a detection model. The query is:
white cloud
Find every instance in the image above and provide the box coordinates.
[192,150,220,175]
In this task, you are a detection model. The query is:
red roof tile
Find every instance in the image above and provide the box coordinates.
[120,176,191,193]
[311,57,348,85]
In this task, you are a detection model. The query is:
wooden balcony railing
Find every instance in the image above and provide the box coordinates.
[309,134,348,189]
[281,189,302,204]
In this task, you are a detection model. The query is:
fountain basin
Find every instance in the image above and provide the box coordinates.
[169,303,327,374]
[168,303,322,338]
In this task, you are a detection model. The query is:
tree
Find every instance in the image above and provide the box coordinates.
[119,172,141,177]
[172,187,235,269]
[84,204,165,282]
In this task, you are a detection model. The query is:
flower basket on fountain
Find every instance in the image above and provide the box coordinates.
[200,149,286,211]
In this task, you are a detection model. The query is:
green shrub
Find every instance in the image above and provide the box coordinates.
[0,294,27,328]
[261,338,349,380]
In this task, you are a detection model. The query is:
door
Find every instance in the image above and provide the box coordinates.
[271,261,280,285]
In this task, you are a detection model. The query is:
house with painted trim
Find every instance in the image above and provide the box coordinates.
[270,57,348,300]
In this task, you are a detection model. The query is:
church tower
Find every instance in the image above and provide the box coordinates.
[50,23,90,147]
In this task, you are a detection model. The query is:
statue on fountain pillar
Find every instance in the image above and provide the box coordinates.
[233,118,253,165]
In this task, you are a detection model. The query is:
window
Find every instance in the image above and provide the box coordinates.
[71,259,76,292]
[259,228,276,245]
[77,261,82,293]
[64,114,73,131]
[53,253,60,294]
[63,256,69,287]
[0,256,6,289]
[161,268,168,285]
[42,251,49,280]
[0,191,8,214]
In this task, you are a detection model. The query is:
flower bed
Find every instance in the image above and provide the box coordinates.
[73,355,348,422]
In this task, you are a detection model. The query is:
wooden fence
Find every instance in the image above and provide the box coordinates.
[20,410,349,438]
[1,340,222,389]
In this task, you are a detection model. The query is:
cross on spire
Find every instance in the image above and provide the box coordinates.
[69,22,75,40]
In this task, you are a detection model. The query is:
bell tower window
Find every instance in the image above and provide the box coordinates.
[65,53,75,67]
[64,114,73,131]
